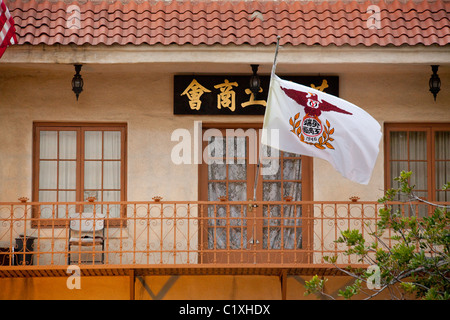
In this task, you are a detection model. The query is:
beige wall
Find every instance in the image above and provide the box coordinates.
[0,62,448,203]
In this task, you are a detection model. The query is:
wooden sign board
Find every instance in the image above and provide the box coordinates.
[174,75,339,115]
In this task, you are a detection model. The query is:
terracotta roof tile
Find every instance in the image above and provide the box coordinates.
[6,0,450,47]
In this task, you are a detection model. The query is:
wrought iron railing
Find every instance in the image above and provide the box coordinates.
[0,200,445,268]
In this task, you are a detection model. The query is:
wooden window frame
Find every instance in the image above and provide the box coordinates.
[32,122,127,227]
[384,122,450,203]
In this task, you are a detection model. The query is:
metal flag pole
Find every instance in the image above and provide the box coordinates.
[252,36,281,203]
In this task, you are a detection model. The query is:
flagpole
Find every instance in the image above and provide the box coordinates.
[270,35,281,79]
[252,36,281,202]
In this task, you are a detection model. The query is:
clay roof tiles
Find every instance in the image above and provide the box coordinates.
[6,0,450,47]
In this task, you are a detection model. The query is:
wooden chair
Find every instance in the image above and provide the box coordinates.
[68,212,105,265]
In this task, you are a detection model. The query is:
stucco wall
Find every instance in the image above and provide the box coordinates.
[0,63,448,203]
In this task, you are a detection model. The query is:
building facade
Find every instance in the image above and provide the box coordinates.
[0,0,449,300]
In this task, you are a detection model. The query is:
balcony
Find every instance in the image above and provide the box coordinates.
[0,199,443,278]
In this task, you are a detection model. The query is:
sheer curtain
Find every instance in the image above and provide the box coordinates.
[390,131,427,194]
[390,131,428,216]
[39,131,77,218]
[435,131,450,201]
[39,130,122,218]
[84,131,121,217]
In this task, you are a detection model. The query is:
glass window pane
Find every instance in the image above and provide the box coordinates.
[262,158,281,180]
[283,182,302,201]
[390,161,408,187]
[409,132,427,160]
[38,191,57,218]
[84,161,102,189]
[103,161,121,189]
[228,182,246,201]
[39,190,56,202]
[58,190,76,202]
[39,161,57,189]
[85,131,102,160]
[436,161,450,190]
[263,227,281,249]
[40,131,57,159]
[59,131,77,159]
[435,131,450,160]
[262,145,281,180]
[283,159,301,180]
[229,228,247,249]
[228,162,246,180]
[390,131,407,160]
[227,136,246,160]
[103,191,121,218]
[436,191,449,202]
[208,163,226,180]
[263,182,281,201]
[59,161,76,189]
[208,182,226,201]
[84,190,100,201]
[206,136,225,159]
[410,162,427,190]
[83,191,100,213]
[57,191,76,218]
[104,131,121,160]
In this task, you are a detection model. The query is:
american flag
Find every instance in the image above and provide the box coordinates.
[0,0,17,58]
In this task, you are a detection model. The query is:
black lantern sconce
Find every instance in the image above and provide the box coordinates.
[249,64,261,96]
[72,64,84,101]
[429,65,441,101]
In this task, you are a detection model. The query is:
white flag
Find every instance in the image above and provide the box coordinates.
[261,75,381,185]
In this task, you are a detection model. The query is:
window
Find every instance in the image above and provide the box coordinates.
[33,123,127,220]
[385,123,449,215]
[198,124,313,263]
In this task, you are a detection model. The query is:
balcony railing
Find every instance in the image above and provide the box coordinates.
[0,200,445,270]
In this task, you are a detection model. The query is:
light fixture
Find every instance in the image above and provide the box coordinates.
[249,64,261,96]
[429,65,440,101]
[72,64,84,101]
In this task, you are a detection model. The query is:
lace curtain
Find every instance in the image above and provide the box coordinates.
[206,135,303,250]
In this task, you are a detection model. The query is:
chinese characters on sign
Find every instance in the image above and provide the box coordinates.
[174,75,338,115]
[181,79,211,110]
[214,79,239,111]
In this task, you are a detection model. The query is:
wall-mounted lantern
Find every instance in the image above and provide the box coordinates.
[249,64,261,96]
[72,64,84,101]
[429,65,441,101]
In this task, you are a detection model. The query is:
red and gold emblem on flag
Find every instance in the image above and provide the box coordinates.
[289,113,335,150]
[283,89,352,150]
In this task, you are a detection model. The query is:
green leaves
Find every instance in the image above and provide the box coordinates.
[312,170,449,300]
[338,279,362,300]
[304,275,327,297]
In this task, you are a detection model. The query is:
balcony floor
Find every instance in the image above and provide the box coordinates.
[0,263,355,278]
